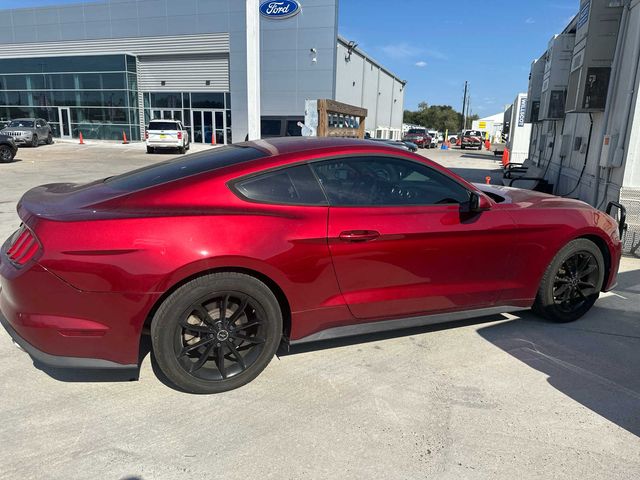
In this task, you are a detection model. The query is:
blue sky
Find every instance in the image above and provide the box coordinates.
[2,0,579,117]
[339,0,578,116]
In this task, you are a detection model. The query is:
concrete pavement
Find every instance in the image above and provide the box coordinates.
[0,142,638,480]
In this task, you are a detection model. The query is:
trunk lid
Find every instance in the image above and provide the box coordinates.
[17,180,127,224]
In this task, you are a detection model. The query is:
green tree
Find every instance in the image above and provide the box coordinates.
[403,104,479,133]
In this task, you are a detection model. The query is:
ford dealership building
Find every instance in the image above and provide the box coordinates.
[0,0,405,144]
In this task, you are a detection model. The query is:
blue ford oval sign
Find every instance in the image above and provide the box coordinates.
[259,0,301,19]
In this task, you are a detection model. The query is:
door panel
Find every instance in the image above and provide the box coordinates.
[328,205,518,319]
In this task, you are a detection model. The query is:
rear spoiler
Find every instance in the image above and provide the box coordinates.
[606,201,627,239]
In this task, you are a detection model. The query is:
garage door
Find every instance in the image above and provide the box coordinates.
[138,54,229,91]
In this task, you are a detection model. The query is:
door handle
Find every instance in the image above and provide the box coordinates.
[338,230,380,242]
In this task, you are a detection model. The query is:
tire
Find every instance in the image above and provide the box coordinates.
[46,132,53,145]
[178,146,185,154]
[533,239,605,323]
[185,141,190,151]
[151,272,282,394]
[31,135,38,148]
[146,146,154,154]
[461,145,466,150]
[0,145,14,163]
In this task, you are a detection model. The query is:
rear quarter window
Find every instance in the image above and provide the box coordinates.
[232,164,326,205]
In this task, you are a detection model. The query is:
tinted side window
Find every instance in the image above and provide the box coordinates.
[311,157,470,206]
[234,164,326,205]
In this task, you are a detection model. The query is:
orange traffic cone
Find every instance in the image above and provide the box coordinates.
[210,132,216,146]
[122,131,128,144]
[79,132,84,145]
[502,148,510,167]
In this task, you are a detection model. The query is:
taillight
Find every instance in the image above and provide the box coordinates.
[177,131,182,140]
[145,130,148,140]
[5,226,41,267]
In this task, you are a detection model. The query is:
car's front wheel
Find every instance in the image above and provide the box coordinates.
[0,145,14,163]
[31,135,38,148]
[46,132,53,145]
[533,239,605,322]
[151,272,282,394]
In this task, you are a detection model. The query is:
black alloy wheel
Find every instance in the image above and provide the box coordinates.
[174,293,266,381]
[552,251,599,314]
[151,272,282,393]
[533,239,604,322]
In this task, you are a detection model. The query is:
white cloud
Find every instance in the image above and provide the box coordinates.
[525,17,535,24]
[379,43,447,60]
[415,61,427,67]
[381,42,421,59]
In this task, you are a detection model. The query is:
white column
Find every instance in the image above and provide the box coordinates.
[246,0,261,140]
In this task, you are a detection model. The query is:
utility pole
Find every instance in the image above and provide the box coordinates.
[466,96,471,128]
[246,0,261,140]
[461,81,468,131]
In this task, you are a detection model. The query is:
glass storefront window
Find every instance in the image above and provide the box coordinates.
[150,92,181,109]
[126,56,137,73]
[191,92,224,109]
[1,76,27,90]
[0,55,126,74]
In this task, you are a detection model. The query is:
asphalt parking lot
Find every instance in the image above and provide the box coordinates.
[0,141,639,479]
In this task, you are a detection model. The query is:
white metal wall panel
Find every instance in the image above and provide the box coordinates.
[0,33,229,58]
[137,54,229,91]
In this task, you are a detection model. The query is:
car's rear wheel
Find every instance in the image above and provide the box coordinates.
[146,146,154,154]
[151,272,282,394]
[31,135,38,148]
[178,146,185,154]
[0,145,14,163]
[46,133,53,145]
[533,239,604,323]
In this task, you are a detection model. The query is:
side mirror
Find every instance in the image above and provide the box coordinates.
[460,192,491,214]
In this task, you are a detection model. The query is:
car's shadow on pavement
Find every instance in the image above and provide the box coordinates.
[282,314,509,355]
[477,267,640,438]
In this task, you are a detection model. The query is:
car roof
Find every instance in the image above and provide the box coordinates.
[239,136,405,158]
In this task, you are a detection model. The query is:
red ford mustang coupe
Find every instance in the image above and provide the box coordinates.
[0,138,623,393]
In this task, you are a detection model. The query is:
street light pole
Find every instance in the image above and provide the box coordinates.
[246,0,261,140]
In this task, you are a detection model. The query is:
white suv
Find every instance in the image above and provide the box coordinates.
[145,120,190,154]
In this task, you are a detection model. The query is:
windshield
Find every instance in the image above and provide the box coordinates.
[148,121,180,131]
[407,129,425,134]
[466,130,482,136]
[8,120,33,128]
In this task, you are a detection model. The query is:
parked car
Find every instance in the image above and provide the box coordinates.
[0,138,623,394]
[1,118,53,147]
[401,140,418,152]
[145,119,190,154]
[461,129,483,150]
[403,128,432,149]
[427,130,439,148]
[0,134,18,163]
[366,138,413,151]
